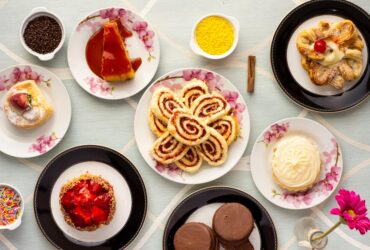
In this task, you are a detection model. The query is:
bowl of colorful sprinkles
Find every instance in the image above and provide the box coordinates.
[0,184,24,230]
[190,13,240,59]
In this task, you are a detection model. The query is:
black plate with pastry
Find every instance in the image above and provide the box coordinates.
[34,145,147,250]
[271,0,370,112]
[163,186,277,250]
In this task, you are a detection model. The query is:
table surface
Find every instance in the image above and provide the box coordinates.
[0,0,369,249]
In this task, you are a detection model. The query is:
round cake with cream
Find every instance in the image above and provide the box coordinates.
[271,134,322,192]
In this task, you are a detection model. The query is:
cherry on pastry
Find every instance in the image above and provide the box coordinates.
[10,93,32,111]
[314,39,327,54]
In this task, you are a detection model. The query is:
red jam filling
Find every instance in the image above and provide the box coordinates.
[60,179,113,229]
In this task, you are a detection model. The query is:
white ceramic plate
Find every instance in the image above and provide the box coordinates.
[50,161,132,245]
[0,64,71,158]
[68,7,160,100]
[134,68,250,184]
[287,15,368,96]
[250,117,343,210]
[186,203,261,249]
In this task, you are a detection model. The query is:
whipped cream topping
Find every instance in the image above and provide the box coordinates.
[5,89,44,126]
[271,134,321,189]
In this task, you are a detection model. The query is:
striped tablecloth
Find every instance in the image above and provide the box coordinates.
[0,0,369,249]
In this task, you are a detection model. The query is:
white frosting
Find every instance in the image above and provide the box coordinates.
[271,135,321,189]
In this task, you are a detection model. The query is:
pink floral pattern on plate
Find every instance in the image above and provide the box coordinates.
[0,66,51,92]
[260,122,289,145]
[78,8,155,56]
[272,138,341,208]
[155,162,182,178]
[29,132,59,154]
[85,77,113,95]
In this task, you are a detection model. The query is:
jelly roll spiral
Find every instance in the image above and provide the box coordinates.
[175,147,203,173]
[197,128,228,166]
[190,93,230,124]
[210,115,239,145]
[180,79,209,108]
[148,111,167,137]
[152,132,189,164]
[150,87,184,123]
[168,109,211,146]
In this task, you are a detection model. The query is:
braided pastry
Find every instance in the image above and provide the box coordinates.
[210,115,239,145]
[296,20,364,89]
[180,79,209,108]
[197,128,228,166]
[152,132,189,164]
[150,87,185,123]
[168,109,210,146]
[175,147,203,173]
[190,93,230,124]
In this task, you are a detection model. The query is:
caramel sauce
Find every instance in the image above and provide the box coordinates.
[85,19,141,80]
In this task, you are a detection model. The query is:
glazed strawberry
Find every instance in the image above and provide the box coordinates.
[94,193,112,210]
[59,174,116,231]
[92,207,108,224]
[10,93,32,111]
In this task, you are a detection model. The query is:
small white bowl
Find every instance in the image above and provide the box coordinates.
[190,13,240,60]
[0,184,24,231]
[20,7,65,61]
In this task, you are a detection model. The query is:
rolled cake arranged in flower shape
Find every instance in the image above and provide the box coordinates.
[149,79,240,174]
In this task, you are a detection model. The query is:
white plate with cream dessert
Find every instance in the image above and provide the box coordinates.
[0,64,71,158]
[134,68,250,184]
[250,117,343,210]
[68,7,160,100]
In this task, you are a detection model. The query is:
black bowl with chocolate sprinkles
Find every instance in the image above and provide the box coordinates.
[23,15,62,54]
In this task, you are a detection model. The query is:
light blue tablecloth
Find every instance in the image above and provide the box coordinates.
[0,0,369,249]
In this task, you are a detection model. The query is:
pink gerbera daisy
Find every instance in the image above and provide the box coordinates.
[330,189,370,234]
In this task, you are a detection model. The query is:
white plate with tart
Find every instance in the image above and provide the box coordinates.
[0,64,71,158]
[134,68,250,184]
[34,146,147,249]
[250,117,343,210]
[68,7,160,100]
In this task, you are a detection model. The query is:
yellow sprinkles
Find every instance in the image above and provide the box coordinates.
[195,16,235,55]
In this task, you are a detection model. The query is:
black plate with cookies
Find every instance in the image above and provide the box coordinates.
[163,186,277,250]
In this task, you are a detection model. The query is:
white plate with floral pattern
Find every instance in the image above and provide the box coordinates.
[134,68,250,184]
[0,65,71,158]
[68,7,160,100]
[250,117,343,210]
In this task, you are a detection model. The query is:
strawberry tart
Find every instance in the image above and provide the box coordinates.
[59,173,116,231]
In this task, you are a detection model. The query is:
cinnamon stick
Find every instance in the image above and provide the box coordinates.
[247,56,256,93]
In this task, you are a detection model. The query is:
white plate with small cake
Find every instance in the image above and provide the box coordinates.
[250,117,343,210]
[0,64,71,158]
[134,68,250,184]
[68,7,160,100]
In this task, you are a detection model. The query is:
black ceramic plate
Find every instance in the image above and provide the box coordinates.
[34,145,147,250]
[271,0,370,112]
[163,187,277,250]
